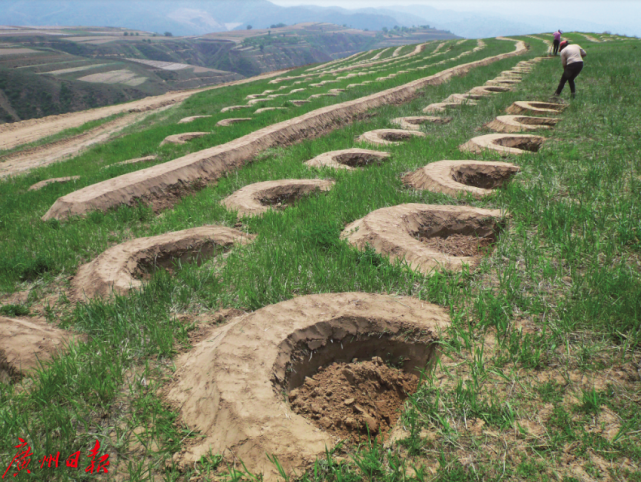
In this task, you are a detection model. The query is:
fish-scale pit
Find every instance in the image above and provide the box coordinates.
[0,316,82,383]
[159,132,208,146]
[28,176,80,191]
[72,226,254,300]
[216,117,252,126]
[164,293,449,480]
[403,160,520,198]
[486,115,560,133]
[391,116,452,131]
[356,129,426,146]
[341,203,505,274]
[221,179,334,217]
[305,148,390,170]
[506,101,567,115]
[460,134,546,156]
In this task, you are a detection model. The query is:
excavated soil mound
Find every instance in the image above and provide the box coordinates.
[104,155,157,169]
[305,148,390,170]
[468,85,511,96]
[73,226,254,300]
[159,132,208,146]
[485,79,520,86]
[506,101,567,115]
[0,316,83,383]
[164,292,449,480]
[221,179,334,217]
[341,204,504,274]
[357,129,425,146]
[290,100,310,106]
[422,102,465,113]
[391,116,451,131]
[403,160,520,198]
[216,118,252,127]
[459,134,545,156]
[178,116,212,124]
[486,115,560,133]
[221,105,251,113]
[28,176,80,191]
[255,107,286,114]
[289,356,418,441]
[443,93,481,104]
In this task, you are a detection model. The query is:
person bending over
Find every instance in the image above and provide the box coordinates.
[555,41,586,98]
[552,30,562,55]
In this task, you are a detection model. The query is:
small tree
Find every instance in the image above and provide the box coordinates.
[382,27,388,33]
[247,25,253,30]
[164,31,173,37]
[135,32,139,36]
[124,32,128,36]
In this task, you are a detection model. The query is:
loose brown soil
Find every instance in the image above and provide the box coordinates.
[289,357,418,441]
[419,233,494,257]
[0,316,83,383]
[459,134,545,156]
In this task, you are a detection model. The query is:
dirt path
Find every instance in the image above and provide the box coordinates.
[0,70,289,153]
[0,111,154,178]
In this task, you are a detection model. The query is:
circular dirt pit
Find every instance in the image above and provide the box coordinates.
[403,160,520,198]
[220,105,250,113]
[221,179,334,217]
[356,129,425,146]
[469,85,511,96]
[72,226,254,300]
[216,117,252,127]
[506,101,567,115]
[305,148,390,170]
[159,132,208,146]
[290,99,310,106]
[443,93,480,104]
[459,134,546,156]
[103,155,157,169]
[178,115,212,124]
[1,316,83,383]
[391,116,452,131]
[341,204,504,274]
[255,107,286,114]
[28,176,80,191]
[485,79,520,86]
[486,115,560,133]
[164,292,449,480]
[422,101,470,113]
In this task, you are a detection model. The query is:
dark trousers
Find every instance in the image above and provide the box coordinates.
[552,39,560,55]
[556,62,583,95]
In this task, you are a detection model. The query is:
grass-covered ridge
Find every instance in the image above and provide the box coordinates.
[1,34,640,481]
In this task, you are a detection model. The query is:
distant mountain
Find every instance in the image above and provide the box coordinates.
[0,0,426,36]
[393,5,634,39]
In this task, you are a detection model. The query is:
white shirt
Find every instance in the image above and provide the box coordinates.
[561,44,587,67]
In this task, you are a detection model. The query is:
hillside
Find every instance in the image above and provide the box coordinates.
[0,24,457,123]
[2,32,640,482]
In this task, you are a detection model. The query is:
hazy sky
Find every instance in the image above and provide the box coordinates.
[271,0,641,30]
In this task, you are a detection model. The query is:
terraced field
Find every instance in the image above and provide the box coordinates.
[1,33,640,481]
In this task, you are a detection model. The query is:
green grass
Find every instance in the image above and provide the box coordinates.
[1,35,640,481]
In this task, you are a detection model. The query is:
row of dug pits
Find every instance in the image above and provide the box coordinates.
[164,292,450,480]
